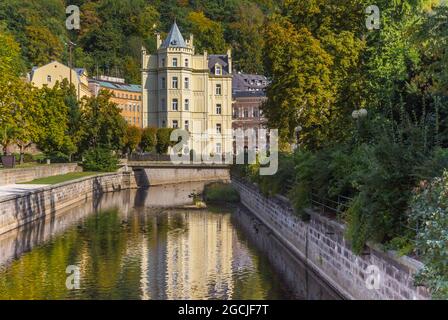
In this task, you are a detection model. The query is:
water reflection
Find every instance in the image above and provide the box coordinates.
[0,185,290,300]
[0,184,340,300]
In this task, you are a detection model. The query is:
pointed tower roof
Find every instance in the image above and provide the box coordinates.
[161,22,187,48]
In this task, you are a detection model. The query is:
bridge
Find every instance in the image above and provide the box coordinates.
[122,161,231,186]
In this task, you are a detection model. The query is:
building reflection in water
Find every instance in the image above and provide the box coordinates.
[0,183,338,300]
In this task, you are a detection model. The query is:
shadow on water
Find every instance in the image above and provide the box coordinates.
[0,184,340,300]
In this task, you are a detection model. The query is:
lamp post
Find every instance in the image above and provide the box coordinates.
[352,108,368,140]
[294,125,303,151]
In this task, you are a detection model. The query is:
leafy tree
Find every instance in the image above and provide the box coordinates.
[228,2,265,74]
[124,126,142,153]
[262,15,335,147]
[24,25,63,66]
[187,11,227,54]
[0,28,23,75]
[79,90,127,154]
[140,127,157,152]
[34,84,71,160]
[82,147,119,172]
[156,128,175,154]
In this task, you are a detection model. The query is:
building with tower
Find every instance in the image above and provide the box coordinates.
[141,22,233,156]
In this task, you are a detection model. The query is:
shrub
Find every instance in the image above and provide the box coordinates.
[140,127,157,152]
[410,171,448,299]
[204,182,240,204]
[156,128,175,154]
[82,148,118,172]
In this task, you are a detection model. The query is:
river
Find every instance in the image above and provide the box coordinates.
[0,182,340,300]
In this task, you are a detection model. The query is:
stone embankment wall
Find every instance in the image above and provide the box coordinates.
[232,178,431,300]
[134,165,230,186]
[0,164,80,185]
[0,172,137,235]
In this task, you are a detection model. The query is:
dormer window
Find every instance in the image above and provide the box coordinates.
[173,58,178,67]
[215,65,222,76]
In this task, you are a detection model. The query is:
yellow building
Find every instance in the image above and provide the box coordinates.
[28,60,91,100]
[89,76,143,128]
[142,22,233,156]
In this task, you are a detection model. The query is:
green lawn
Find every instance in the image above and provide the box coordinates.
[20,172,101,185]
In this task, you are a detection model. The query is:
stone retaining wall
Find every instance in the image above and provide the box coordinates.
[0,164,81,185]
[232,178,431,300]
[0,172,137,235]
[136,166,230,186]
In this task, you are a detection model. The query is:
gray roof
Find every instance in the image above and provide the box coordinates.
[208,55,230,75]
[161,22,187,49]
[233,73,269,93]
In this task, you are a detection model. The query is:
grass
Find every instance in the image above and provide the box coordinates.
[20,172,101,185]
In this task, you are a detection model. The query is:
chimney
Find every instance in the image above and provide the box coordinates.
[156,33,162,49]
[227,48,232,75]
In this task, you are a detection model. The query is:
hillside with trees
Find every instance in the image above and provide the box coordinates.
[0,0,277,83]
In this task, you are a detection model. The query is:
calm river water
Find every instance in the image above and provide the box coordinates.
[0,182,340,300]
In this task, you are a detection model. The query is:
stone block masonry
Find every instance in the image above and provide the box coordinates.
[0,163,81,186]
[232,178,431,300]
[0,172,138,236]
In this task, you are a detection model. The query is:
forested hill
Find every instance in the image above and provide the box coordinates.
[0,0,277,83]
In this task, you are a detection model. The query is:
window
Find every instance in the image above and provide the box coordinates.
[216,104,222,115]
[184,77,189,89]
[185,59,189,67]
[215,84,222,95]
[47,75,52,83]
[172,120,179,128]
[161,98,166,110]
[244,109,249,118]
[253,110,259,118]
[162,120,166,127]
[216,143,222,154]
[185,99,189,111]
[172,77,178,89]
[161,77,166,89]
[172,99,178,111]
[173,58,178,67]
[185,120,189,131]
[161,58,165,67]
[216,124,222,134]
[215,65,222,75]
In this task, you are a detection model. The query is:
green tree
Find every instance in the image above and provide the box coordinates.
[228,2,265,74]
[79,90,127,154]
[187,11,227,54]
[140,127,157,152]
[24,25,63,66]
[156,128,175,154]
[124,126,142,154]
[34,84,71,161]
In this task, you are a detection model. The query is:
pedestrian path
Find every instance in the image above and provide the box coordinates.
[0,184,49,199]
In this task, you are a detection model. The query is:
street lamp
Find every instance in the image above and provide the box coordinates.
[352,108,368,120]
[294,125,303,150]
